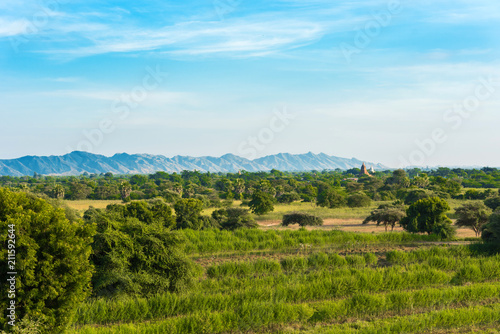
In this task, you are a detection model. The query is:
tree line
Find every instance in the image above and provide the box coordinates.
[2,167,500,204]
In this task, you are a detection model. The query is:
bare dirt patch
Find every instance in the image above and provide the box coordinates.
[258,218,477,238]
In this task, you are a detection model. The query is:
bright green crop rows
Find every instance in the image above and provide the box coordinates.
[178,229,440,254]
[70,230,500,334]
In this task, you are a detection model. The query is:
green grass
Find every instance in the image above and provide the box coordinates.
[72,282,500,333]
[178,228,439,255]
[253,201,389,221]
[72,240,500,334]
[61,213,499,334]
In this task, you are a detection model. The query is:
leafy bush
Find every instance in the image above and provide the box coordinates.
[211,208,257,230]
[404,189,433,205]
[347,193,372,208]
[484,197,500,211]
[249,191,275,215]
[432,221,457,240]
[400,197,452,235]
[277,192,301,204]
[482,210,500,243]
[282,212,324,227]
[90,217,198,297]
[317,188,346,208]
[174,198,206,229]
[0,188,94,332]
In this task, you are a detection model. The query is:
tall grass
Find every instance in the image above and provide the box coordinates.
[294,303,500,333]
[73,282,500,333]
[180,228,439,255]
[77,256,500,326]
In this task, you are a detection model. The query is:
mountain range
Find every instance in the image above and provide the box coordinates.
[0,152,388,176]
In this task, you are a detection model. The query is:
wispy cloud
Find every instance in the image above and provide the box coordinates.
[0,18,29,37]
[31,17,326,59]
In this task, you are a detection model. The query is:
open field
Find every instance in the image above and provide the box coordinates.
[62,199,495,333]
[65,199,480,238]
[259,218,477,239]
[64,199,122,212]
[69,228,500,333]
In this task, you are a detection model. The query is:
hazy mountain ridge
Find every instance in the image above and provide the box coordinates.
[0,152,387,176]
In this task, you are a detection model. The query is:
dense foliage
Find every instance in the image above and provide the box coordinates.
[482,210,500,243]
[455,202,492,237]
[83,201,200,297]
[363,202,406,232]
[3,167,500,207]
[400,197,455,238]
[211,208,257,230]
[282,212,324,227]
[0,188,94,333]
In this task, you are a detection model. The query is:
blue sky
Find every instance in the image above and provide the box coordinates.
[1,0,499,167]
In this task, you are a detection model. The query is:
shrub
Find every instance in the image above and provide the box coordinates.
[485,197,500,211]
[249,191,275,215]
[0,188,94,332]
[174,198,206,229]
[432,221,457,240]
[400,197,452,235]
[211,208,258,230]
[482,210,500,243]
[282,213,324,227]
[404,189,432,205]
[277,192,301,204]
[347,193,372,208]
[91,218,198,297]
[317,188,346,208]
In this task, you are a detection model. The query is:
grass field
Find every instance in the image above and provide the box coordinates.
[64,199,480,238]
[69,229,500,333]
[64,199,122,211]
[62,198,498,333]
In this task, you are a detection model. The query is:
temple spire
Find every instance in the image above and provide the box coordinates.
[359,163,371,176]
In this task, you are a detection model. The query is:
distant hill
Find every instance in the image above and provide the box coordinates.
[0,152,388,176]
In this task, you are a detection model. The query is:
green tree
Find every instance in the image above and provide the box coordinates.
[317,188,346,208]
[385,169,410,189]
[400,197,452,235]
[149,198,176,228]
[482,210,500,243]
[249,191,275,215]
[174,198,205,229]
[485,196,500,211]
[432,221,457,240]
[211,208,257,230]
[404,189,433,205]
[412,173,430,188]
[300,184,318,202]
[0,188,94,332]
[51,184,65,199]
[455,202,492,237]
[90,217,197,297]
[233,179,246,200]
[69,182,92,200]
[257,180,276,197]
[124,201,154,224]
[347,192,372,208]
[277,192,301,204]
[119,181,132,201]
[363,203,406,232]
[282,212,323,227]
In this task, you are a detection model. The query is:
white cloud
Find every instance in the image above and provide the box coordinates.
[0,18,29,37]
[32,17,326,59]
